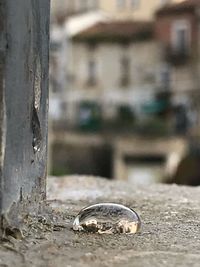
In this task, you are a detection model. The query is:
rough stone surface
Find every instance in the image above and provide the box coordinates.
[1,176,200,267]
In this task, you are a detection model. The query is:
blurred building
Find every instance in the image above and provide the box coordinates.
[98,0,177,21]
[49,0,200,184]
[49,11,109,122]
[49,0,188,127]
[66,20,162,124]
[51,0,100,23]
[155,0,200,134]
[51,0,183,22]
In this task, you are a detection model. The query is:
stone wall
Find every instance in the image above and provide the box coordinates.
[1,176,200,266]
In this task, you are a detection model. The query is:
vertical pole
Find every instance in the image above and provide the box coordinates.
[0,0,50,231]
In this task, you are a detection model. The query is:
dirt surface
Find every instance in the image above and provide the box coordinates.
[1,176,200,267]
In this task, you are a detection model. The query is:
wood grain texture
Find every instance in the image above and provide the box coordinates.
[0,0,50,230]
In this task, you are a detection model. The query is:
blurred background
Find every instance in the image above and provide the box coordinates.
[48,0,200,186]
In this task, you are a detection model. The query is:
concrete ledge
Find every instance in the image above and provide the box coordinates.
[1,176,200,267]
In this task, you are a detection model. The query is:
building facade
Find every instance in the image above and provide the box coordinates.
[51,0,182,22]
[99,0,174,20]
[50,0,199,135]
[155,0,200,134]
[65,20,164,126]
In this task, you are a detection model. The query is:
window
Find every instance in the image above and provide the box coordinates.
[175,29,188,53]
[120,57,130,87]
[171,20,191,55]
[87,60,97,86]
[130,0,140,9]
[158,64,171,90]
[117,0,126,9]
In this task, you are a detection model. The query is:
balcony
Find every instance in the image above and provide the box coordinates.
[164,45,190,66]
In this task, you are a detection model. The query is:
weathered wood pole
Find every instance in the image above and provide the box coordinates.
[0,0,50,231]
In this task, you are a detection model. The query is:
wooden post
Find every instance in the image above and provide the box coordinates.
[0,0,50,231]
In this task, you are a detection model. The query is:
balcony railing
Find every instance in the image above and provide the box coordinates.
[164,46,190,66]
